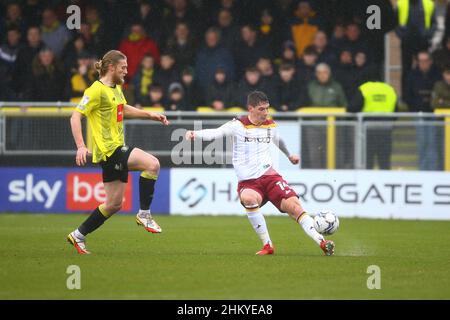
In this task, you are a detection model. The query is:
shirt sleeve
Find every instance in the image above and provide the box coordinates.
[272,128,291,157]
[194,119,239,141]
[75,86,100,116]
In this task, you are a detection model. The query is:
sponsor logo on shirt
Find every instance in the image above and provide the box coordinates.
[117,104,124,122]
[77,95,90,110]
[244,136,272,143]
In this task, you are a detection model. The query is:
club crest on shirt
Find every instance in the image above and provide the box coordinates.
[117,104,124,122]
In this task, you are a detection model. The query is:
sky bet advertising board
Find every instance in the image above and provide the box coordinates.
[0,168,170,214]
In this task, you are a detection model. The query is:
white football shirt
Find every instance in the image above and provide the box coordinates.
[195,116,282,181]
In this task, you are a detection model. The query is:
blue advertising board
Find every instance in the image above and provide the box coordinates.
[0,168,170,214]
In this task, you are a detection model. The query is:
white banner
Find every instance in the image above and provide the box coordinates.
[170,169,450,220]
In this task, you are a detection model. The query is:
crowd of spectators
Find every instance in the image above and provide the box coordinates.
[0,0,449,113]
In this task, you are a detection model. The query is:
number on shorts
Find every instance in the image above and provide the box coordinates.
[276,181,289,191]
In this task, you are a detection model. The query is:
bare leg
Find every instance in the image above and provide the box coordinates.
[127,147,160,175]
[103,180,127,216]
[76,180,126,236]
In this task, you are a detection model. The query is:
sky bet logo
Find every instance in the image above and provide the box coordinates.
[67,173,132,211]
[5,171,132,212]
[8,174,62,209]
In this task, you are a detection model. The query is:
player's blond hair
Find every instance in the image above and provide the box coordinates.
[94,50,127,77]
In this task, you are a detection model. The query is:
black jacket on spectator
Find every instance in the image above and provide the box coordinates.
[195,44,235,93]
[131,3,164,46]
[296,60,316,85]
[28,59,66,101]
[337,39,371,63]
[167,98,187,111]
[316,47,337,67]
[163,3,204,40]
[153,66,180,96]
[261,77,277,103]
[13,41,45,99]
[332,0,395,64]
[0,42,22,73]
[333,63,359,101]
[272,75,302,111]
[233,40,270,79]
[99,1,139,49]
[205,79,235,108]
[0,61,15,100]
[182,80,203,111]
[354,63,375,88]
[60,37,90,74]
[166,37,198,71]
[23,2,44,30]
[432,46,450,72]
[139,92,167,108]
[218,24,240,51]
[235,78,263,107]
[405,66,442,112]
[258,23,281,59]
[207,0,243,26]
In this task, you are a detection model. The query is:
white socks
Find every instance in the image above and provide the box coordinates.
[298,213,324,245]
[138,209,151,218]
[247,210,272,246]
[246,210,323,247]
[74,229,85,240]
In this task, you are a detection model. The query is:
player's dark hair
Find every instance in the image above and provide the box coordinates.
[247,91,269,107]
[94,50,126,77]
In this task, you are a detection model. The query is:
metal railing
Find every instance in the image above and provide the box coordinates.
[1,103,449,171]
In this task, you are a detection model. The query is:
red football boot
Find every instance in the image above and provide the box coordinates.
[320,240,335,256]
[256,243,274,255]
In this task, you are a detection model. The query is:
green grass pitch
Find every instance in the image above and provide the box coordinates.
[0,213,449,299]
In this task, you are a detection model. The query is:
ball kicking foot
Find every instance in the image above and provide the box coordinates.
[320,240,335,256]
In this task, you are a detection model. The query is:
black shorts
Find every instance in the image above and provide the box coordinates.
[100,146,134,183]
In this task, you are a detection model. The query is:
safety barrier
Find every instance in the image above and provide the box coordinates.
[0,103,449,171]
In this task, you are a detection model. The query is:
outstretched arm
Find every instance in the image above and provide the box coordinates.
[185,120,237,141]
[273,133,300,165]
[124,104,169,125]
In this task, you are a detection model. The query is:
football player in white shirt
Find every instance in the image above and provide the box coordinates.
[186,91,335,256]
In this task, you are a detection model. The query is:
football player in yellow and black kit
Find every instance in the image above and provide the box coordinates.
[67,50,169,254]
